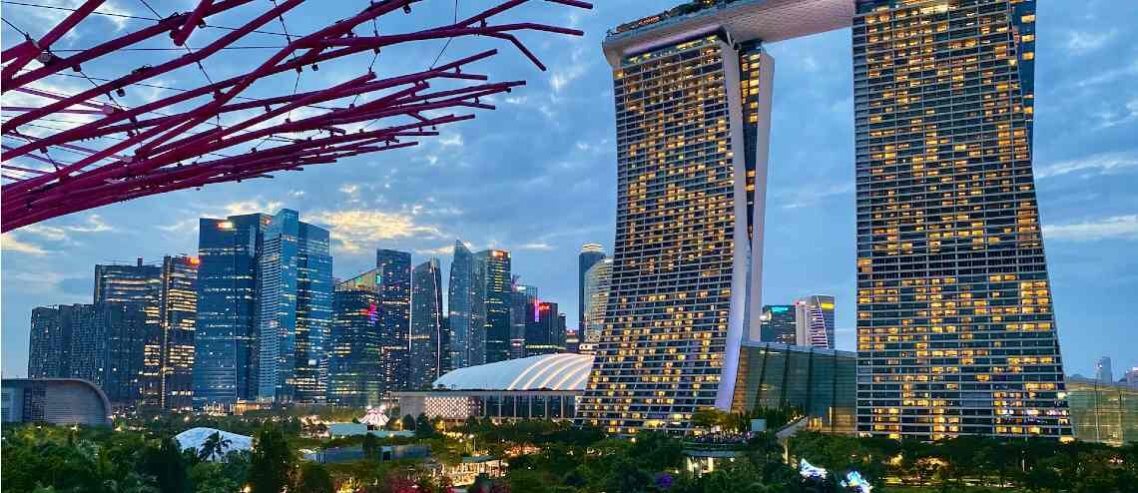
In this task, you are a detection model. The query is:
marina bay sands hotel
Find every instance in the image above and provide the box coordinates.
[578,0,1073,441]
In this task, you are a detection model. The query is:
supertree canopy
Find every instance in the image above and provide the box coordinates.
[0,0,591,232]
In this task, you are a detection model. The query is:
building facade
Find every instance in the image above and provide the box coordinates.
[578,243,606,332]
[524,301,565,356]
[1096,357,1114,385]
[509,283,538,360]
[93,259,162,406]
[329,277,382,407]
[581,257,612,350]
[478,250,513,364]
[376,249,412,392]
[730,342,857,434]
[1066,377,1137,446]
[795,295,835,349]
[448,240,486,369]
[2,379,112,427]
[760,305,797,345]
[411,259,445,390]
[158,255,198,410]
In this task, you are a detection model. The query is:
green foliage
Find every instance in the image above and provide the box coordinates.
[297,462,335,493]
[248,425,296,493]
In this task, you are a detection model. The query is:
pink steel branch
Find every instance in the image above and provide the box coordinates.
[0,0,592,232]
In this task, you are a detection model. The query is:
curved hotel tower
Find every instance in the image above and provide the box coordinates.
[580,0,1071,441]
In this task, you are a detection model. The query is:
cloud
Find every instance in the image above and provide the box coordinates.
[775,182,854,210]
[437,133,464,147]
[1065,29,1116,55]
[17,214,114,244]
[1,233,49,256]
[222,199,285,216]
[518,242,554,251]
[1092,98,1138,129]
[1043,215,1138,242]
[305,209,445,253]
[1036,151,1138,179]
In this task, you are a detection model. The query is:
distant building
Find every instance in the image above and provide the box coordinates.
[477,249,512,363]
[1066,376,1138,446]
[410,259,445,389]
[581,258,612,348]
[759,305,796,345]
[1125,368,1138,388]
[94,259,162,406]
[578,244,606,333]
[376,249,412,392]
[565,330,580,354]
[1096,357,1114,384]
[29,303,149,405]
[795,295,835,349]
[525,301,565,356]
[509,283,538,360]
[2,378,111,427]
[329,275,382,407]
[255,210,333,403]
[448,240,486,369]
[158,255,198,410]
[195,213,272,406]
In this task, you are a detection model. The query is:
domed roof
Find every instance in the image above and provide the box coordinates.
[433,353,594,391]
[175,427,253,461]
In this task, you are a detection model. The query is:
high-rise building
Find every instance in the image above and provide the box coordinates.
[1096,357,1114,385]
[510,282,539,360]
[1125,368,1138,389]
[375,249,412,392]
[28,303,149,405]
[255,210,333,403]
[477,249,512,363]
[795,295,835,349]
[565,330,581,354]
[410,259,445,389]
[585,0,1069,440]
[158,255,198,410]
[854,0,1071,441]
[525,301,565,356]
[195,213,270,406]
[760,305,797,345]
[581,257,612,349]
[578,244,607,332]
[329,274,382,407]
[448,240,486,369]
[94,259,162,406]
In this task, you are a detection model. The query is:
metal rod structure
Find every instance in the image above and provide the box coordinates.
[1,0,591,232]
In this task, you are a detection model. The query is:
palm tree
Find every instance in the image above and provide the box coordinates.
[198,431,232,462]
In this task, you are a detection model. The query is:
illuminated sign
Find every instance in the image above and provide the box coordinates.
[367,303,379,324]
[771,306,789,313]
[798,459,828,480]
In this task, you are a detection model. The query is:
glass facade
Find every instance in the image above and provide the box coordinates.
[376,249,412,392]
[509,284,538,360]
[760,305,797,345]
[159,255,198,410]
[730,342,857,434]
[477,249,513,364]
[93,260,162,406]
[448,240,486,369]
[1066,377,1138,446]
[582,258,613,348]
[578,244,606,332]
[524,301,565,356]
[329,283,382,407]
[795,295,835,349]
[854,0,1070,440]
[410,259,445,390]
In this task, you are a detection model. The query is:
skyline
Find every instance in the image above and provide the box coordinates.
[3,0,1138,380]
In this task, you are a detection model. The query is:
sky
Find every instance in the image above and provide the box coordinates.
[2,0,1137,379]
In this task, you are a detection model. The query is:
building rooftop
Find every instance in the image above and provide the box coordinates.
[433,353,594,391]
[602,0,854,66]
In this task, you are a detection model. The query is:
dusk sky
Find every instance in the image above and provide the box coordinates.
[2,0,1136,379]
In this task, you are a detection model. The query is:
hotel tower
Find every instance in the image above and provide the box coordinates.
[580,0,1071,440]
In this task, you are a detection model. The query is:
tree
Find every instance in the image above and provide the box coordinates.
[248,425,295,493]
[297,462,335,493]
[415,413,436,438]
[402,414,416,432]
[138,437,190,493]
[362,432,380,459]
[198,431,233,462]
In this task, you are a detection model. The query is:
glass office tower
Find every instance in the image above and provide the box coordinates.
[477,249,513,363]
[760,305,797,345]
[854,0,1070,440]
[376,249,412,392]
[159,255,198,410]
[329,277,382,407]
[578,243,606,332]
[410,259,445,389]
[94,259,162,406]
[448,240,486,369]
[579,28,774,434]
[795,295,835,349]
[581,258,613,351]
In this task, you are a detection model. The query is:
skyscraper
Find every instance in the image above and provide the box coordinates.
[195,213,270,406]
[1125,368,1138,389]
[581,257,612,349]
[760,305,797,345]
[854,0,1070,440]
[29,303,149,405]
[158,255,198,410]
[255,210,333,403]
[578,244,606,332]
[1096,357,1114,385]
[585,0,1069,440]
[94,259,162,406]
[525,300,565,356]
[329,273,382,407]
[410,259,445,389]
[448,240,486,369]
[477,249,512,363]
[509,282,539,360]
[376,249,412,392]
[795,295,835,349]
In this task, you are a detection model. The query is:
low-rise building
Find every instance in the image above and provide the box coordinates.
[1,378,111,427]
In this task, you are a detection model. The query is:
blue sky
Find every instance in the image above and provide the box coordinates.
[2,0,1136,379]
